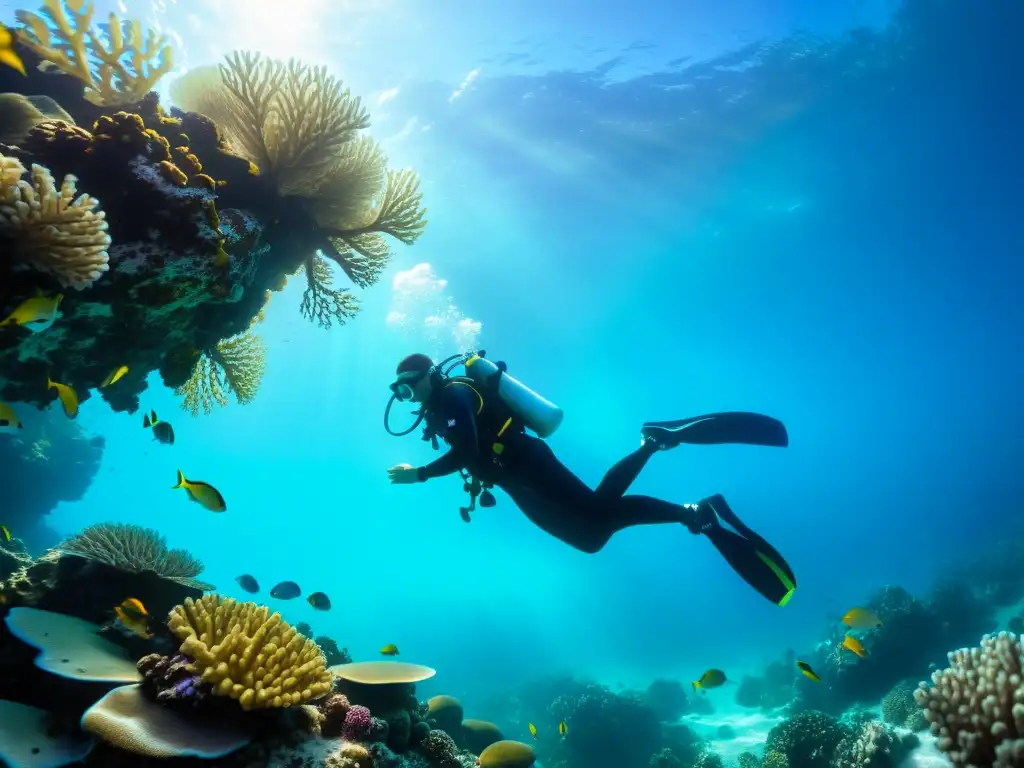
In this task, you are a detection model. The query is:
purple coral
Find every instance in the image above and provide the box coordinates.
[343,704,374,742]
[319,693,351,738]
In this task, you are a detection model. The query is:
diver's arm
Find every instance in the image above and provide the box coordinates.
[416,386,481,481]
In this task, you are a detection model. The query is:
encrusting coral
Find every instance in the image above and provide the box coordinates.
[15,0,174,107]
[167,594,333,710]
[0,150,111,289]
[915,631,1024,767]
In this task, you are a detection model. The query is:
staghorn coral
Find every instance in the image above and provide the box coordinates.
[175,329,266,415]
[915,631,1024,767]
[15,0,173,107]
[300,253,359,329]
[56,522,212,590]
[167,594,333,710]
[0,150,110,289]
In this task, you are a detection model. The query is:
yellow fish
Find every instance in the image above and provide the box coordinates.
[558,720,568,737]
[114,597,152,639]
[692,668,728,692]
[0,401,22,430]
[172,469,227,512]
[842,607,882,629]
[842,633,867,659]
[796,660,821,682]
[100,365,129,388]
[47,378,79,419]
[380,643,399,656]
[0,24,26,76]
[528,722,537,739]
[0,525,11,542]
[0,293,63,330]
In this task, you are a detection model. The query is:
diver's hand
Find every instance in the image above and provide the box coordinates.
[387,463,420,484]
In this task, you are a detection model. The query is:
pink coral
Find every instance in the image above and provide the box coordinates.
[342,704,373,742]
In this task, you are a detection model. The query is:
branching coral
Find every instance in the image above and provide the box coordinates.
[915,631,1024,767]
[15,0,174,107]
[170,51,427,291]
[57,522,212,590]
[300,253,359,328]
[175,330,266,415]
[167,594,333,710]
[0,150,110,289]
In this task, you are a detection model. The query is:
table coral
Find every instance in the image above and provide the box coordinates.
[167,594,333,711]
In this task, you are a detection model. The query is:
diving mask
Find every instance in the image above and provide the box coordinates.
[389,370,428,402]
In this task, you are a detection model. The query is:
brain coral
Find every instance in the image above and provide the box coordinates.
[167,594,333,710]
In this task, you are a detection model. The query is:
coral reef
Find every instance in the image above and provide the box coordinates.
[0,1,428,418]
[832,720,918,768]
[56,521,212,590]
[1,535,205,624]
[644,677,695,721]
[764,710,850,768]
[167,594,333,710]
[915,631,1024,767]
[736,649,799,710]
[0,406,103,552]
[880,680,927,731]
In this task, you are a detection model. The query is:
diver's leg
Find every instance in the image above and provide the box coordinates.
[594,436,660,499]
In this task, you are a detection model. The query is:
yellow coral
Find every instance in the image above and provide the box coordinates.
[168,595,333,711]
[0,151,110,289]
[175,330,266,416]
[16,0,173,107]
[157,160,187,186]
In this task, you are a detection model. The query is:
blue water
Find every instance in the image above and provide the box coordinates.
[4,0,1021,724]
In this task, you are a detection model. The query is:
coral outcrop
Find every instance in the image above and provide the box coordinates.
[167,594,333,710]
[0,0,428,418]
[915,631,1024,767]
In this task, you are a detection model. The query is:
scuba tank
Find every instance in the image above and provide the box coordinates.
[465,352,564,438]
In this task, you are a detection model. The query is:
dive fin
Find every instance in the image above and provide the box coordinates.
[642,412,788,449]
[699,494,796,607]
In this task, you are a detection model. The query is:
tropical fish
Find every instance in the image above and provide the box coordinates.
[0,293,63,329]
[143,410,175,445]
[114,597,152,639]
[308,591,331,611]
[0,402,22,430]
[558,720,568,737]
[100,365,129,388]
[172,469,226,512]
[0,525,11,542]
[47,378,79,419]
[380,643,399,656]
[235,574,259,594]
[269,581,301,600]
[842,634,867,658]
[528,722,537,739]
[692,668,728,692]
[842,607,882,629]
[0,24,26,76]
[796,661,821,682]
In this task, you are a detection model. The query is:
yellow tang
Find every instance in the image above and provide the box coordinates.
[528,722,537,739]
[0,401,22,430]
[100,365,129,388]
[842,633,867,658]
[47,378,79,419]
[796,660,821,682]
[692,668,728,691]
[558,720,568,737]
[0,294,63,329]
[380,643,399,656]
[172,469,227,512]
[0,24,26,76]
[842,607,882,629]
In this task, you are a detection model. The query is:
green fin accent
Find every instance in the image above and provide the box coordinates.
[756,549,796,606]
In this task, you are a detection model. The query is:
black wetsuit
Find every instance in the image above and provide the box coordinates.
[415,381,698,553]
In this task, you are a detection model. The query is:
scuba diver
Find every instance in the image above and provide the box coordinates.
[384,351,798,606]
